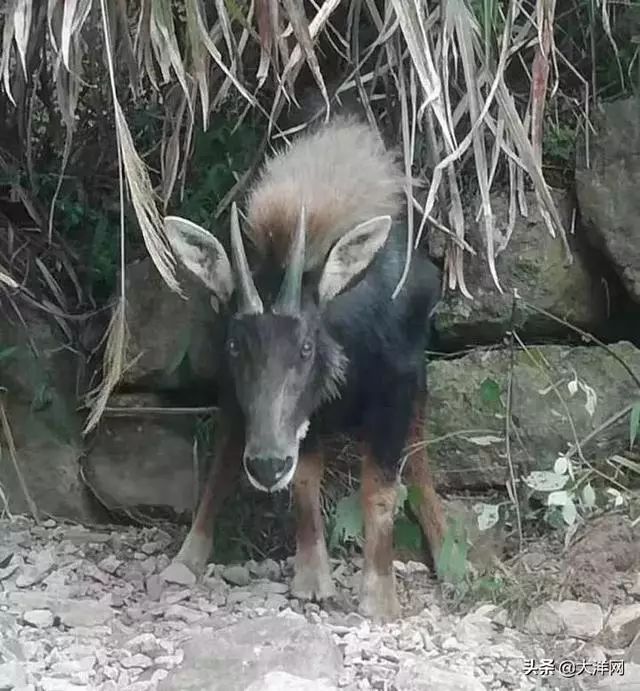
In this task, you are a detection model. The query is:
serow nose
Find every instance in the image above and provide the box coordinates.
[245,456,294,491]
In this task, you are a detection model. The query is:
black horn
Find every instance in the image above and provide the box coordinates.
[230,202,264,314]
[274,205,306,314]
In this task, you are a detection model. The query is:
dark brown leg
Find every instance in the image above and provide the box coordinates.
[403,405,446,569]
[291,448,335,600]
[173,429,242,576]
[359,449,400,621]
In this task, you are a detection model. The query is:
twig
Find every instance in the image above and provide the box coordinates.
[506,295,523,553]
[103,405,219,417]
[520,299,640,391]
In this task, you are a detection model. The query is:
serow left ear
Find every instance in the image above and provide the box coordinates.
[317,215,392,306]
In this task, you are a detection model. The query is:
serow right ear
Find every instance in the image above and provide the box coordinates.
[164,216,235,309]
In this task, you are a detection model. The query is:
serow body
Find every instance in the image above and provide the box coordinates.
[164,115,446,621]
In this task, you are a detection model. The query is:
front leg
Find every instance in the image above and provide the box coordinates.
[173,426,242,576]
[359,450,400,622]
[291,448,335,601]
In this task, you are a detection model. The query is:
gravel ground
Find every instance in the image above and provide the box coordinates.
[0,516,636,691]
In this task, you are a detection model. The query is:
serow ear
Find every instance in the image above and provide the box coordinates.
[164,216,235,307]
[318,215,392,306]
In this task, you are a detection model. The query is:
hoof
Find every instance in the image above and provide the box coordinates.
[173,529,212,577]
[291,554,336,601]
[358,571,400,622]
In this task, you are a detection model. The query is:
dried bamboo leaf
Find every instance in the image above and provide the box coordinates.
[186,0,257,108]
[13,0,32,76]
[1,0,18,105]
[83,298,129,434]
[0,268,19,289]
[281,0,330,117]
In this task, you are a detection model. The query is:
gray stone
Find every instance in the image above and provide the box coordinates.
[593,662,640,690]
[23,608,54,628]
[426,342,640,489]
[0,309,95,522]
[82,395,198,519]
[118,257,223,388]
[600,604,640,647]
[158,616,342,691]
[394,660,487,690]
[432,188,606,349]
[525,603,564,636]
[120,654,153,670]
[0,661,27,689]
[58,600,115,628]
[222,565,251,587]
[245,671,338,690]
[555,600,604,639]
[576,97,640,304]
[159,562,196,586]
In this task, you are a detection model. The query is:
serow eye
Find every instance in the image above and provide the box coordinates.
[300,340,313,360]
[228,338,240,358]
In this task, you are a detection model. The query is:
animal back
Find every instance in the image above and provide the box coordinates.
[245,117,404,270]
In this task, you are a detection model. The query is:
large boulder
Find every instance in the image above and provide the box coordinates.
[82,393,200,521]
[575,97,640,305]
[431,189,608,349]
[119,258,224,390]
[425,342,640,490]
[0,306,98,520]
[158,615,343,691]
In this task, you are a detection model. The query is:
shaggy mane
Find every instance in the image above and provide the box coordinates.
[245,116,404,271]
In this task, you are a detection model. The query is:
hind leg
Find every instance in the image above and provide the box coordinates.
[173,425,242,575]
[291,447,335,600]
[359,448,400,621]
[402,403,446,569]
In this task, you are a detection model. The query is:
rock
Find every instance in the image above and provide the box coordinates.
[576,97,640,305]
[600,604,640,647]
[432,189,607,349]
[98,555,122,574]
[525,603,564,636]
[565,515,640,608]
[426,342,640,489]
[554,600,604,639]
[627,629,640,665]
[118,257,224,388]
[222,565,251,587]
[23,608,54,628]
[593,661,640,690]
[58,600,115,628]
[245,671,338,690]
[0,661,27,689]
[251,559,281,581]
[0,307,97,521]
[394,660,487,690]
[455,614,496,646]
[158,616,342,691]
[160,562,196,586]
[83,395,198,519]
[120,654,153,670]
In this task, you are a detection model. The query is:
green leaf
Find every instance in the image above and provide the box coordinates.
[480,378,501,404]
[473,502,500,531]
[406,484,423,516]
[630,403,640,450]
[523,470,569,492]
[329,490,363,550]
[394,515,423,554]
[436,517,469,585]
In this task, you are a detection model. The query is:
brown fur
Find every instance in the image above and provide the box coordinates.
[245,116,404,269]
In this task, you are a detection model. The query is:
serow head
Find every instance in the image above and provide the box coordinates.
[164,203,391,493]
